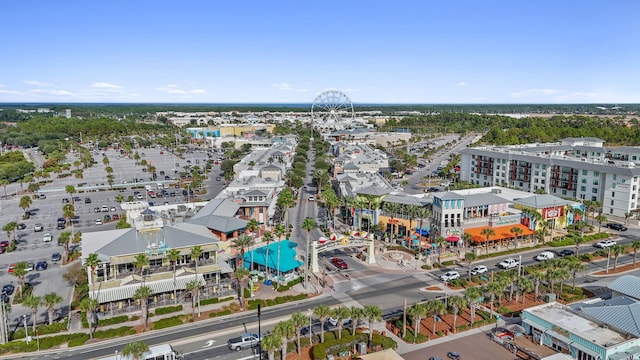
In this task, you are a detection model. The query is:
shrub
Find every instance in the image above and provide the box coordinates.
[129,315,140,321]
[97,315,129,326]
[449,278,468,288]
[94,326,137,339]
[199,297,219,306]
[421,264,432,270]
[67,333,90,347]
[153,316,184,330]
[154,305,183,315]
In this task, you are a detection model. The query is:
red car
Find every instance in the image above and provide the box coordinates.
[8,264,15,273]
[331,258,348,270]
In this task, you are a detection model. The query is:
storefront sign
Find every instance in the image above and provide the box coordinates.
[543,206,564,219]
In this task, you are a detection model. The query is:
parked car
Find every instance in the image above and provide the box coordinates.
[0,241,9,248]
[470,265,488,275]
[95,218,103,225]
[440,271,460,282]
[8,264,15,273]
[16,223,26,230]
[43,233,53,242]
[110,206,117,212]
[25,262,34,272]
[38,193,46,199]
[112,214,120,221]
[605,223,627,231]
[62,198,69,204]
[557,249,575,257]
[85,197,92,204]
[101,205,109,212]
[34,223,43,232]
[331,257,348,270]
[595,240,617,248]
[328,317,352,327]
[447,352,461,360]
[36,261,48,271]
[51,252,62,262]
[535,251,555,261]
[94,207,101,213]
[308,195,316,201]
[1,284,15,296]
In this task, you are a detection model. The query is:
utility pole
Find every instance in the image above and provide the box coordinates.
[402,298,407,339]
[0,302,7,344]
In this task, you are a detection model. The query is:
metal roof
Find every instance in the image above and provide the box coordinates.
[89,273,206,303]
[189,214,248,233]
[514,194,572,209]
[608,275,640,300]
[356,185,390,196]
[191,198,239,219]
[578,301,640,337]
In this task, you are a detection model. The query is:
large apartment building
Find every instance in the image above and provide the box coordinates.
[460,137,640,217]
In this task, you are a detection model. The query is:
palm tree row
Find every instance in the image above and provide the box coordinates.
[263,304,382,360]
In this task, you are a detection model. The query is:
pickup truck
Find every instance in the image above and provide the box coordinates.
[227,333,261,351]
[497,258,519,269]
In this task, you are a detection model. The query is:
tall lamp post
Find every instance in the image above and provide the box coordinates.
[22,314,29,345]
[308,309,313,342]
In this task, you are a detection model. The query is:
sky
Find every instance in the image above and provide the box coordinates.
[1,0,639,104]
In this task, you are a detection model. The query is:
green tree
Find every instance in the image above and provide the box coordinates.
[185,279,201,321]
[465,252,476,281]
[509,226,523,248]
[291,312,308,354]
[632,240,640,266]
[363,305,382,343]
[65,185,76,203]
[133,253,148,278]
[448,296,467,331]
[121,341,150,360]
[261,333,282,360]
[595,214,607,233]
[330,306,351,340]
[273,320,295,360]
[480,228,495,255]
[274,224,287,283]
[426,299,446,336]
[464,287,482,324]
[11,261,29,296]
[133,286,153,332]
[2,221,17,242]
[22,294,41,334]
[232,234,254,270]
[349,306,365,336]
[233,267,250,309]
[79,297,99,339]
[19,195,32,217]
[517,276,535,304]
[407,303,427,343]
[84,252,101,286]
[313,304,332,343]
[166,249,181,304]
[611,244,627,270]
[263,231,273,277]
[301,217,317,290]
[42,292,62,325]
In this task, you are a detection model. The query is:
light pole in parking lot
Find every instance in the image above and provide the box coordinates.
[22,314,29,345]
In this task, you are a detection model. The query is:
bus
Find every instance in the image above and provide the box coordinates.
[97,343,182,360]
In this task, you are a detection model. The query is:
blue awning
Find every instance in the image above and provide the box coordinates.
[244,239,303,273]
[415,227,430,236]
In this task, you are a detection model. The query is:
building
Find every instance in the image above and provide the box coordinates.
[460,137,640,217]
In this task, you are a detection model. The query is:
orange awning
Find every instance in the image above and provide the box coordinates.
[465,223,535,243]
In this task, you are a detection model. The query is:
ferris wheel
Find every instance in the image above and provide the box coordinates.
[311,90,354,127]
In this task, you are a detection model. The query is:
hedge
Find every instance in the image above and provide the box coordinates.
[11,320,68,340]
[93,326,137,339]
[209,309,233,318]
[154,305,183,315]
[153,316,184,330]
[199,296,233,306]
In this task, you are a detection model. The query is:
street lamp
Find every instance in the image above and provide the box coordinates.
[308,309,313,342]
[22,314,29,345]
[606,246,612,273]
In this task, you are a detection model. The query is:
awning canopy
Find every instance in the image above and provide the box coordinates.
[89,274,206,303]
[244,239,303,273]
[466,223,536,243]
[446,236,460,242]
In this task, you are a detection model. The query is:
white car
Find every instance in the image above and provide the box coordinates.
[43,233,52,242]
[471,265,488,275]
[497,258,519,269]
[308,195,316,201]
[440,271,460,282]
[595,240,617,249]
[95,218,103,225]
[328,317,352,327]
[535,251,555,261]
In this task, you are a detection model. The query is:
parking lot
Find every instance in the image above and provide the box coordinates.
[401,331,514,360]
[0,143,224,326]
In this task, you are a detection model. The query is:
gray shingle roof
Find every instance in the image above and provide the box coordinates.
[382,194,427,207]
[514,194,572,209]
[192,198,239,219]
[189,214,248,233]
[356,185,390,196]
[578,301,640,337]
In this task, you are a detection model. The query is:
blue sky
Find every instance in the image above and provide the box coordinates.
[1,0,639,104]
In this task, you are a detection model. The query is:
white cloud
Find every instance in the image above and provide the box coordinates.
[191,89,206,94]
[91,82,122,90]
[155,84,206,96]
[23,80,53,87]
[457,82,468,87]
[0,88,25,95]
[272,83,307,93]
[31,88,73,96]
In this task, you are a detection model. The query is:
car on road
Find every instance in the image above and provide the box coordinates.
[43,233,53,242]
[216,177,221,181]
[51,252,62,262]
[331,257,348,270]
[595,240,617,248]
[25,262,34,272]
[227,333,262,351]
[34,223,43,232]
[497,258,519,269]
[557,249,575,257]
[94,207,101,213]
[328,317,352,327]
[110,206,117,212]
[535,251,555,261]
[95,218,103,225]
[85,197,92,204]
[16,223,26,230]
[101,205,109,212]
[470,265,488,275]
[308,195,316,201]
[36,261,48,271]
[2,284,14,296]
[38,193,46,199]
[605,223,627,231]
[440,271,460,282]
[447,352,461,360]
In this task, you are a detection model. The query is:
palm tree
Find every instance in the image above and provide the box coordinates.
[274,224,286,283]
[363,305,382,343]
[464,287,482,324]
[42,292,62,325]
[121,341,150,360]
[84,252,101,285]
[426,299,446,336]
[291,312,308,355]
[415,207,431,242]
[574,234,588,258]
[22,294,41,334]
[433,236,447,263]
[595,214,607,233]
[313,304,332,343]
[350,306,364,336]
[530,270,546,301]
[133,286,153,331]
[480,228,495,255]
[79,297,99,339]
[611,244,627,270]
[185,279,201,320]
[246,218,260,239]
[301,217,317,290]
[58,231,72,263]
[190,245,203,278]
[261,334,282,360]
[382,202,401,243]
[407,304,427,343]
[65,185,76,203]
[465,252,476,281]
[263,231,274,277]
[232,234,254,270]
[11,261,29,296]
[19,195,32,217]
[133,253,149,278]
[509,226,523,249]
[331,306,351,340]
[166,249,181,304]
[561,256,586,288]
[273,320,295,360]
[448,296,467,331]
[234,267,250,309]
[625,212,633,226]
[631,240,640,266]
[485,281,503,316]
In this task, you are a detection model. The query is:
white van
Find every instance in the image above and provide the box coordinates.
[535,251,555,261]
[157,182,163,190]
[145,185,152,191]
